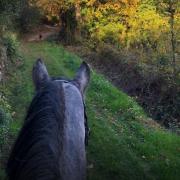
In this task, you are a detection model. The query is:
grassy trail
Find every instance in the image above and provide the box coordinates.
[1,41,180,180]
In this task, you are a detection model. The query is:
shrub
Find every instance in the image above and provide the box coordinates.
[92,23,125,44]
[90,44,180,133]
[19,6,42,32]
[0,108,11,145]
[0,95,12,155]
[126,7,169,49]
[0,13,13,35]
[2,33,19,60]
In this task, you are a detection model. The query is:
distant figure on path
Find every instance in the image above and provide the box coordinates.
[39,34,42,40]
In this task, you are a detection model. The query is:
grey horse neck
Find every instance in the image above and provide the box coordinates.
[6,81,86,180]
[60,81,86,180]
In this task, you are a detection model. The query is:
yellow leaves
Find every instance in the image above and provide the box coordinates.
[101,2,121,10]
[138,10,169,32]
[34,0,72,17]
[94,11,103,19]
[93,22,125,44]
[121,0,140,6]
[32,0,177,49]
[82,0,171,47]
[36,0,60,12]
[124,8,170,46]
[86,0,97,6]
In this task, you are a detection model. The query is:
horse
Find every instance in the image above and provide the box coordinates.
[6,59,90,180]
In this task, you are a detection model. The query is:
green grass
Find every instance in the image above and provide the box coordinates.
[1,41,180,180]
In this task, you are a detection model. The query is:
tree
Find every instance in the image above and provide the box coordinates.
[33,0,82,43]
[156,0,179,79]
[167,0,178,80]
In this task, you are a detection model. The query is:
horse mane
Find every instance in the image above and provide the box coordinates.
[6,81,65,180]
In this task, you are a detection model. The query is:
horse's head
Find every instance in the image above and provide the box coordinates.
[33,59,90,145]
[7,59,90,180]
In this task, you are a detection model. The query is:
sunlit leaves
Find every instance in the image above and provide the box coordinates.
[92,23,125,44]
[126,7,169,47]
[30,0,179,49]
[31,0,74,20]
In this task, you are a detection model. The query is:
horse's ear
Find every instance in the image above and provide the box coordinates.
[32,59,50,90]
[74,61,90,93]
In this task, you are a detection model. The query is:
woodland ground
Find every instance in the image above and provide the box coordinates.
[0,38,179,180]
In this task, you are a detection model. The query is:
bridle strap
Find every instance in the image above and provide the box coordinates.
[84,103,90,146]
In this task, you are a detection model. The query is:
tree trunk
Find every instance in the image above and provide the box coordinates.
[59,6,77,44]
[75,0,82,40]
[169,0,176,80]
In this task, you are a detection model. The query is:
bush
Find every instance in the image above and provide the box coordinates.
[126,7,169,49]
[0,95,12,155]
[0,13,13,35]
[2,33,19,59]
[0,107,11,145]
[19,6,42,32]
[88,44,180,133]
[92,23,125,44]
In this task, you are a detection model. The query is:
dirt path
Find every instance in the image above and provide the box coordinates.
[22,25,59,42]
